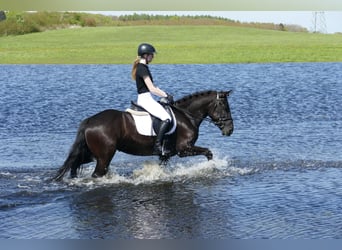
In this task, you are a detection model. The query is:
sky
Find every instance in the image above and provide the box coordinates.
[93,11,342,34]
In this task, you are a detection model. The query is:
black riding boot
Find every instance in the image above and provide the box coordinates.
[153,119,170,155]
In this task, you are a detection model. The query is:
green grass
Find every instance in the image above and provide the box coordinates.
[1,25,342,64]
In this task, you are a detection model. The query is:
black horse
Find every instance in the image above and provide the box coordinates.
[54,90,233,181]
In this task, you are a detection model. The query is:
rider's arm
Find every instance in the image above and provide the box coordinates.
[143,76,168,98]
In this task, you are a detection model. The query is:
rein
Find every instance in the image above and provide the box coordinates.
[170,104,213,124]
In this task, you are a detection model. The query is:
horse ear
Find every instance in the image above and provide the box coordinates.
[218,90,233,98]
[223,90,233,97]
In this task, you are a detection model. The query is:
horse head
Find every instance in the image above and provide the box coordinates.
[208,91,234,136]
[174,90,234,137]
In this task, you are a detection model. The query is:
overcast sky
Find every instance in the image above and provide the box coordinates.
[93,11,342,34]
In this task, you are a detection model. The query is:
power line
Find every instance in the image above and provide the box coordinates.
[312,11,327,33]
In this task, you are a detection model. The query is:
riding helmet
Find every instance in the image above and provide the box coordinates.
[138,43,157,56]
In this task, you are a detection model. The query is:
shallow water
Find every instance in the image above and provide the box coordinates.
[0,63,341,238]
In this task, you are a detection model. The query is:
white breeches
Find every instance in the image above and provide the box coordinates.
[137,92,171,121]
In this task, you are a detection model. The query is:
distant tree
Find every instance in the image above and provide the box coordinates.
[279,23,286,31]
[0,11,6,21]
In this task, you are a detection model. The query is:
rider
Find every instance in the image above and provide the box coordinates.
[131,43,173,155]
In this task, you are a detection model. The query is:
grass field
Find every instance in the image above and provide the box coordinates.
[1,25,342,64]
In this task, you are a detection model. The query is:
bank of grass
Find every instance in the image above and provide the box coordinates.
[1,25,342,64]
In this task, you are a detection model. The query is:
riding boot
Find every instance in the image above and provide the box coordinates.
[153,119,170,155]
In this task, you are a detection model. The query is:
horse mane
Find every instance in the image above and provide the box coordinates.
[174,90,216,106]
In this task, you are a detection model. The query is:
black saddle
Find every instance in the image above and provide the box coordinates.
[130,101,175,134]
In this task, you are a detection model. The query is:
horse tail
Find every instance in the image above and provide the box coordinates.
[53,120,92,181]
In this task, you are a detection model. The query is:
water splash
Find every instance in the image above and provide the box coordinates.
[64,157,238,188]
[132,161,170,184]
[60,155,293,190]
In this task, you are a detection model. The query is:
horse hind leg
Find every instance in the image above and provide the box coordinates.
[92,159,111,178]
[92,150,116,178]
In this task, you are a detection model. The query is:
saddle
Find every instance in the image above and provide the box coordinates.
[126,101,176,136]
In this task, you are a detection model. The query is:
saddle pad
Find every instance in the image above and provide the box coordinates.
[126,109,177,136]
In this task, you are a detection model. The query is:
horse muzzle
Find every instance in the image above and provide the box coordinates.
[221,123,234,136]
[222,129,233,136]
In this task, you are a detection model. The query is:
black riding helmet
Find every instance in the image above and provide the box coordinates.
[138,43,157,57]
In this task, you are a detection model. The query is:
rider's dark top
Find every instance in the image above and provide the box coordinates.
[135,63,154,94]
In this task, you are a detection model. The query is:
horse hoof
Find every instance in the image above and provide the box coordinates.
[92,172,104,178]
[70,173,78,179]
[206,152,213,161]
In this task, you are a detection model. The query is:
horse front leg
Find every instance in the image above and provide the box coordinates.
[177,146,213,160]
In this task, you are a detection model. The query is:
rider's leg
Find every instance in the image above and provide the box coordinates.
[153,119,170,155]
[137,93,172,155]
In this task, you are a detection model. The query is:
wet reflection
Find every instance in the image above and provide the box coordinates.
[70,182,202,239]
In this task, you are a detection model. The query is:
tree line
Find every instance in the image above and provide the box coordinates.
[0,11,308,36]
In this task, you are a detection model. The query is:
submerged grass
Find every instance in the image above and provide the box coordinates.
[1,25,342,64]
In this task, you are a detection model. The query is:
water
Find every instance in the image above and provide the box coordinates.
[0,63,341,239]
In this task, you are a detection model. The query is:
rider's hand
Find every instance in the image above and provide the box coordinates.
[166,94,174,104]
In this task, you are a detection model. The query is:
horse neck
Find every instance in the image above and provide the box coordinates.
[176,93,214,125]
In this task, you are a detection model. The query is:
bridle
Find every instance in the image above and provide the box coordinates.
[209,93,233,129]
